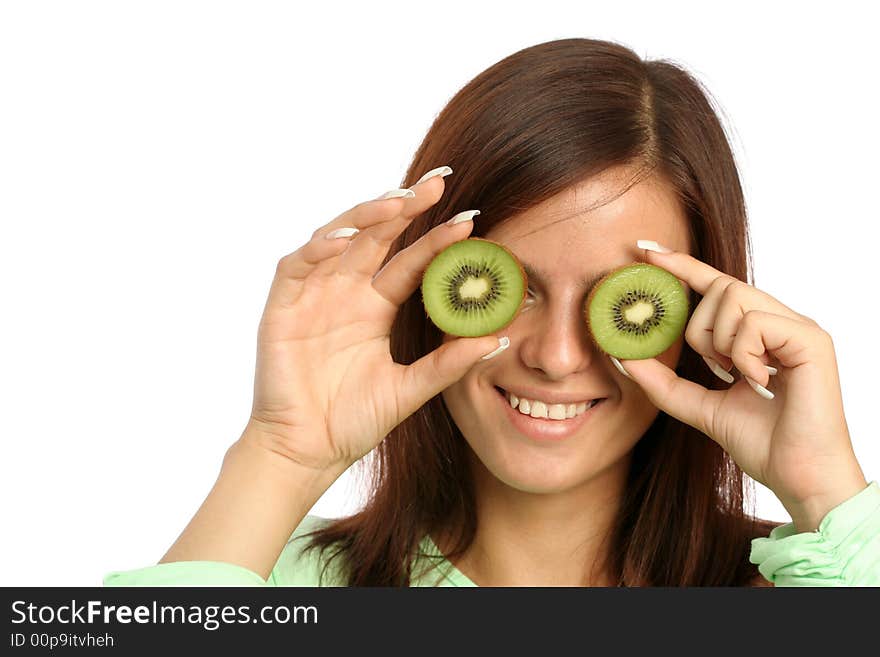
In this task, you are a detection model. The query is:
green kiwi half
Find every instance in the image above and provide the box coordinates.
[586,263,688,360]
[421,238,527,337]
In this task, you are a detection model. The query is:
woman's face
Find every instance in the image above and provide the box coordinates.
[441,166,692,494]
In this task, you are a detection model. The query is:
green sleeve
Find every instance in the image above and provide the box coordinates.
[103,515,344,587]
[750,480,880,586]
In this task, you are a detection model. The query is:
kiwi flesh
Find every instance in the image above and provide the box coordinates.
[421,238,527,337]
[586,263,688,360]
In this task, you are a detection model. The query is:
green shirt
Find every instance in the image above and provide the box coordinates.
[104,481,880,587]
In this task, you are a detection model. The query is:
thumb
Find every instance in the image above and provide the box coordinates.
[614,355,720,442]
[398,336,510,416]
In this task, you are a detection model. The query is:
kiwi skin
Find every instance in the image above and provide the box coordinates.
[585,262,689,360]
[420,237,528,338]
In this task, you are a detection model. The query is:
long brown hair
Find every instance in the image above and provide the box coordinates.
[301,37,782,586]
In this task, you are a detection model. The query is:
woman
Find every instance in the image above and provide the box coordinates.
[105,38,879,587]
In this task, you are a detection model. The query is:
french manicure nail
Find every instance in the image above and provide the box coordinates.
[744,376,774,400]
[325,227,359,240]
[703,356,735,383]
[415,166,453,185]
[766,365,778,376]
[447,209,480,226]
[379,188,416,200]
[636,240,673,254]
[481,336,510,360]
[610,356,633,380]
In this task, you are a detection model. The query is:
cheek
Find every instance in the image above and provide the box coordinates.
[440,380,462,409]
[440,370,478,430]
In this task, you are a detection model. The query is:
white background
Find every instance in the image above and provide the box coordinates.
[2,1,877,586]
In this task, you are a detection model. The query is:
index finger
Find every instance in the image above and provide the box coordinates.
[636,240,735,296]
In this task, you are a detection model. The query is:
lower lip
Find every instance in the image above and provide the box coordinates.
[495,386,605,441]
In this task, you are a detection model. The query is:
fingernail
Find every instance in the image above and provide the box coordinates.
[447,209,480,226]
[744,376,774,400]
[766,365,778,376]
[379,188,416,200]
[481,336,510,361]
[637,240,673,254]
[415,166,453,185]
[703,356,735,383]
[609,355,633,380]
[325,227,359,240]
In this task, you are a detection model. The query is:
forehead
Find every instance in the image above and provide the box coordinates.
[484,167,690,260]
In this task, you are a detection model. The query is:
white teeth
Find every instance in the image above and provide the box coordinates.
[503,389,597,420]
[530,401,548,419]
[549,404,567,420]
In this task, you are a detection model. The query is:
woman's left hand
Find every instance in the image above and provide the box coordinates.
[616,242,867,533]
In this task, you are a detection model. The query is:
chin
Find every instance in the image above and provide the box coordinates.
[466,435,619,496]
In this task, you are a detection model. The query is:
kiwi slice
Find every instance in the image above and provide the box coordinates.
[586,263,688,360]
[421,238,527,337]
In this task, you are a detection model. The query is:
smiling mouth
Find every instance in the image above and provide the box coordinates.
[494,386,605,421]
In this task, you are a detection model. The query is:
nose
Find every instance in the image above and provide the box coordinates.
[520,297,597,380]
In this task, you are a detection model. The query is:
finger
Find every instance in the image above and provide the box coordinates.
[712,279,808,361]
[316,194,410,239]
[328,169,452,237]
[615,356,726,448]
[684,282,779,381]
[729,310,827,398]
[397,335,510,421]
[313,174,450,281]
[640,245,803,320]
[637,241,735,296]
[371,210,480,307]
[336,174,449,279]
[276,230,355,282]
[639,243,805,382]
[729,312,777,400]
[275,196,409,285]
[409,165,454,188]
[685,274,737,371]
[266,236,353,309]
[311,197,418,278]
[266,187,439,309]
[711,279,752,359]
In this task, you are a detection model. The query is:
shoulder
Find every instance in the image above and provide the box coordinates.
[269,515,345,586]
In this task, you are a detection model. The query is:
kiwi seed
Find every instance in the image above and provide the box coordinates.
[586,263,688,360]
[420,238,527,337]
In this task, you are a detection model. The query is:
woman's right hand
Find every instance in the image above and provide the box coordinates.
[245,170,507,474]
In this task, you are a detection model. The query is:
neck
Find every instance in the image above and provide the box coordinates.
[436,453,630,586]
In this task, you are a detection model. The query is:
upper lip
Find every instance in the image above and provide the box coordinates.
[496,385,606,405]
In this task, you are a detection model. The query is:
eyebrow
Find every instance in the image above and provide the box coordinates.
[520,262,612,294]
